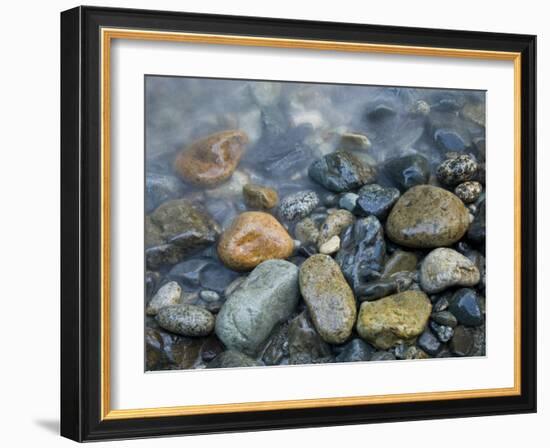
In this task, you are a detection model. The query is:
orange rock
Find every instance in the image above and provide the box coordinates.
[174,130,249,187]
[218,212,294,271]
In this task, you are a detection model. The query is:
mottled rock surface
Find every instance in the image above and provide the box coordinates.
[278,190,320,221]
[309,151,376,192]
[420,248,480,293]
[156,305,215,337]
[243,183,279,209]
[146,281,182,316]
[288,311,332,364]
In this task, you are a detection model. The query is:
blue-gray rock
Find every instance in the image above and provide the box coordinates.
[288,311,332,365]
[206,350,262,369]
[145,173,184,213]
[199,263,240,294]
[448,288,483,326]
[336,216,386,295]
[417,328,441,355]
[356,272,414,302]
[434,129,467,152]
[431,311,458,327]
[468,200,486,243]
[356,184,400,219]
[430,321,454,342]
[278,190,320,221]
[370,351,396,361]
[156,304,215,337]
[308,151,376,192]
[339,192,359,212]
[335,339,374,363]
[384,154,430,192]
[215,260,299,355]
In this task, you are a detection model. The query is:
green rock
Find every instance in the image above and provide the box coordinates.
[356,290,432,349]
[299,254,357,344]
[386,185,470,248]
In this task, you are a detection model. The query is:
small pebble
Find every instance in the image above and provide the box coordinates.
[319,235,341,255]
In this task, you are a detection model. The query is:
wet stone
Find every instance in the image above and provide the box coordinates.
[317,209,355,247]
[278,190,320,221]
[436,154,478,186]
[434,129,467,153]
[448,288,483,326]
[145,173,184,214]
[420,248,480,293]
[206,350,262,369]
[199,263,240,295]
[430,321,454,343]
[432,311,458,327]
[370,351,396,361]
[450,326,475,356]
[156,305,215,337]
[319,235,341,255]
[384,154,430,192]
[335,339,375,363]
[417,328,442,355]
[356,184,400,219]
[356,272,414,302]
[468,200,486,243]
[454,181,483,204]
[339,192,359,212]
[145,328,165,370]
[382,250,418,278]
[146,281,182,316]
[242,183,279,209]
[262,323,290,366]
[288,311,332,365]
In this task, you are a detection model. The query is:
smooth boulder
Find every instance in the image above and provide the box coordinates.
[420,248,480,293]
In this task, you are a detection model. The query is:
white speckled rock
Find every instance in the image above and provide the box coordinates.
[156,304,215,336]
[420,248,480,293]
[146,281,182,316]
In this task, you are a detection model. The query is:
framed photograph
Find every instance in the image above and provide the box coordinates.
[60,6,537,441]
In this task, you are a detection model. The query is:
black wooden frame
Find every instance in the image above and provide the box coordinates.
[60,5,537,442]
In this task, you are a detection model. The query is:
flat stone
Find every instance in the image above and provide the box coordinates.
[217,212,294,271]
[215,260,299,355]
[299,254,357,344]
[386,185,470,248]
[420,248,480,293]
[356,290,432,349]
[382,250,418,278]
[156,304,215,337]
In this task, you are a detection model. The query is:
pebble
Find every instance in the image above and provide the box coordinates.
[299,254,357,344]
[308,151,377,192]
[436,154,478,186]
[242,183,279,209]
[356,272,414,302]
[420,248,480,293]
[382,250,418,278]
[317,209,355,246]
[356,290,432,349]
[454,181,483,204]
[356,184,400,219]
[448,288,483,326]
[468,200,486,243]
[294,217,320,245]
[174,130,249,186]
[338,192,359,212]
[450,326,474,356]
[431,311,458,327]
[215,260,299,355]
[199,290,221,303]
[288,311,332,365]
[206,350,262,369]
[146,281,183,316]
[217,212,294,271]
[319,235,341,255]
[430,321,454,343]
[156,305,215,337]
[335,339,374,363]
[339,132,372,151]
[417,329,442,355]
[386,185,470,248]
[384,154,430,191]
[278,190,320,221]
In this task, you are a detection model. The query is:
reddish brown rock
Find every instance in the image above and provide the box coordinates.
[174,130,249,187]
[217,212,294,271]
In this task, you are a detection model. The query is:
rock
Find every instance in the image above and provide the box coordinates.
[299,255,356,344]
[200,335,225,362]
[436,154,478,186]
[370,351,396,361]
[356,291,432,349]
[145,200,220,268]
[242,183,279,209]
[454,181,483,204]
[319,235,341,255]
[339,192,359,212]
[366,104,396,121]
[166,258,211,288]
[382,250,418,278]
[146,281,182,316]
[395,344,428,360]
[468,200,486,243]
[145,173,184,214]
[156,305,215,337]
[430,321,454,342]
[417,328,442,355]
[450,325,474,356]
[199,290,221,302]
[294,217,320,245]
[420,248,480,293]
[434,129,467,153]
[223,276,246,298]
[336,216,386,294]
[217,212,294,271]
[356,272,414,302]
[339,132,372,151]
[145,328,165,370]
[386,185,470,248]
[174,130,249,186]
[462,101,486,127]
[317,209,355,246]
[162,333,204,368]
[278,190,320,222]
[432,294,451,312]
[199,263,240,294]
[384,154,430,191]
[206,350,262,368]
[432,311,458,327]
[308,151,376,192]
[288,311,332,364]
[215,260,299,355]
[262,323,289,366]
[205,170,251,200]
[356,184,400,219]
[335,339,374,363]
[448,288,483,326]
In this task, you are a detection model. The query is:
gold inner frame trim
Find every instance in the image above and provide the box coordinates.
[100,27,522,421]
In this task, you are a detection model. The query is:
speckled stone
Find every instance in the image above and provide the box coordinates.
[356,290,432,349]
[420,248,480,293]
[386,185,470,248]
[217,212,294,271]
[146,281,182,316]
[278,190,320,221]
[454,181,483,204]
[156,305,215,337]
[308,151,377,192]
[242,183,279,209]
[299,254,357,344]
[215,260,299,355]
[294,217,320,245]
[436,154,478,186]
[174,130,249,186]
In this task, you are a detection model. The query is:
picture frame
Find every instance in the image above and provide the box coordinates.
[60,5,537,442]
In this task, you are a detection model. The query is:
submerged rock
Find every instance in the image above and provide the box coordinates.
[384,154,430,191]
[386,185,470,248]
[299,255,357,344]
[174,130,249,186]
[308,151,376,192]
[217,212,294,271]
[420,248,480,293]
[206,350,262,368]
[156,304,215,337]
[335,339,374,363]
[288,311,332,364]
[317,209,355,246]
[356,290,432,349]
[242,183,279,209]
[145,173,184,213]
[215,260,299,355]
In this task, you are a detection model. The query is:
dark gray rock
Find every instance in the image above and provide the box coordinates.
[417,328,442,355]
[335,339,374,363]
[448,288,483,326]
[288,311,332,365]
[450,325,475,356]
[468,200,486,243]
[356,184,400,219]
[384,154,430,192]
[145,173,184,214]
[356,272,414,302]
[370,351,396,361]
[431,311,458,327]
[206,350,262,369]
[262,323,290,366]
[434,129,468,152]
